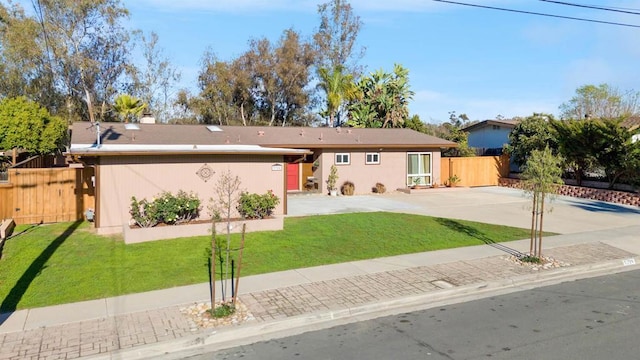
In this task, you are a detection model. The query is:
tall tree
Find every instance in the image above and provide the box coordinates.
[559,84,640,120]
[0,96,67,155]
[112,94,146,123]
[551,119,600,186]
[0,0,131,123]
[128,31,181,123]
[317,66,357,127]
[348,64,414,128]
[506,113,557,167]
[314,0,365,77]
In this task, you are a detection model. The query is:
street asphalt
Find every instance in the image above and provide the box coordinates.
[0,186,638,360]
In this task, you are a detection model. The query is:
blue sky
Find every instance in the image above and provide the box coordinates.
[117,1,640,122]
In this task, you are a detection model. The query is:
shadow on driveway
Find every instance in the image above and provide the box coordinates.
[563,198,640,215]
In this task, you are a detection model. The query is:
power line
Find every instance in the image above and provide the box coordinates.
[540,0,640,15]
[433,0,640,28]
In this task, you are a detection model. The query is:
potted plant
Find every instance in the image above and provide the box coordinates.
[327,165,339,196]
[447,174,461,187]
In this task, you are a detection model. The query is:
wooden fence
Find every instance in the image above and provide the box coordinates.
[440,154,510,187]
[0,167,94,225]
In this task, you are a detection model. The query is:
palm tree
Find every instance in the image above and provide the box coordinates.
[113,94,147,123]
[317,66,358,127]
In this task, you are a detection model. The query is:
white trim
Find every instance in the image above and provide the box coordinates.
[407,152,433,186]
[69,144,310,155]
[335,153,350,165]
[365,152,380,165]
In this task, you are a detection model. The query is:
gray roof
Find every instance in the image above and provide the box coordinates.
[462,119,518,132]
[70,123,457,156]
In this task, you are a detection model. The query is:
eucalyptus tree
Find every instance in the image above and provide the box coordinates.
[128,31,181,123]
[314,0,365,78]
[0,0,132,123]
[559,84,640,120]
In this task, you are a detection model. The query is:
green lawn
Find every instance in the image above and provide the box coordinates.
[0,212,540,312]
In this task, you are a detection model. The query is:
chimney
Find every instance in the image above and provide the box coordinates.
[139,112,156,124]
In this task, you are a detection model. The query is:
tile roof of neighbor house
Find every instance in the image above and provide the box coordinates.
[462,119,519,132]
[69,122,457,156]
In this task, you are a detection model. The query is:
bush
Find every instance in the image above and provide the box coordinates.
[373,182,386,194]
[130,197,160,228]
[237,190,280,219]
[341,181,355,196]
[154,191,201,224]
[130,191,201,227]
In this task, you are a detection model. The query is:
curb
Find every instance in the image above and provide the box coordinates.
[88,256,640,360]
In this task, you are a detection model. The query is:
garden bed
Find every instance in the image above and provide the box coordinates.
[123,216,283,244]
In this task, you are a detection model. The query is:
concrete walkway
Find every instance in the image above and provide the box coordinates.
[1,187,639,359]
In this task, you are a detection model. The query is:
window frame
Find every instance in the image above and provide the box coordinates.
[365,152,380,165]
[335,153,351,165]
[406,152,433,186]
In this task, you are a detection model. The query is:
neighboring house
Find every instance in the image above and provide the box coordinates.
[69,122,456,234]
[463,119,518,155]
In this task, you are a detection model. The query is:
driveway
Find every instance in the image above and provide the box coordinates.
[287,186,640,235]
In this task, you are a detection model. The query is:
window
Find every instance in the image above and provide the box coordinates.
[407,152,432,186]
[335,153,350,165]
[492,125,501,130]
[365,152,380,165]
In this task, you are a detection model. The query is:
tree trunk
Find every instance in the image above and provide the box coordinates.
[538,192,545,258]
[232,223,247,305]
[530,191,537,255]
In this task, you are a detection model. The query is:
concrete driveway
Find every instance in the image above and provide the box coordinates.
[287,186,640,235]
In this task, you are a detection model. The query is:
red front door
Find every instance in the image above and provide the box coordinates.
[287,163,299,191]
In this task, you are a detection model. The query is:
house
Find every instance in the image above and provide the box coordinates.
[69,122,456,235]
[463,119,518,155]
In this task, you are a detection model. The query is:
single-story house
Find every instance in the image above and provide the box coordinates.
[69,122,456,235]
[463,119,518,156]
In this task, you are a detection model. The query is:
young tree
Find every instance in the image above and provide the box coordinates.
[209,170,243,307]
[521,147,563,259]
[559,84,640,120]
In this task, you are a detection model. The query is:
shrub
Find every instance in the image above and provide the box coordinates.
[130,191,201,227]
[154,191,201,224]
[130,197,160,228]
[237,190,280,219]
[373,182,386,194]
[341,181,355,196]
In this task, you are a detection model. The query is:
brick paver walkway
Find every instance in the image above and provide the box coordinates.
[0,242,635,360]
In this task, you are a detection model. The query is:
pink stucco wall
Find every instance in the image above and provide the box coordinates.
[96,154,285,234]
[314,149,442,195]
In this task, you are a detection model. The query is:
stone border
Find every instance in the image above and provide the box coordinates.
[123,216,284,244]
[499,178,640,207]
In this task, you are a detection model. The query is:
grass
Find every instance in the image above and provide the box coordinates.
[0,212,544,312]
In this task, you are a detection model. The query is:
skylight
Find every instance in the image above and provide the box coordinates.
[207,125,223,132]
[125,124,140,130]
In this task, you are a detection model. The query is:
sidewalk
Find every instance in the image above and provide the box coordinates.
[1,225,639,360]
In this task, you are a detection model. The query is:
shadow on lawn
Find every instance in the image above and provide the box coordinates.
[0,220,82,321]
[435,218,523,257]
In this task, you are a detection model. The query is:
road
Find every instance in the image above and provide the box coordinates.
[189,269,640,360]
